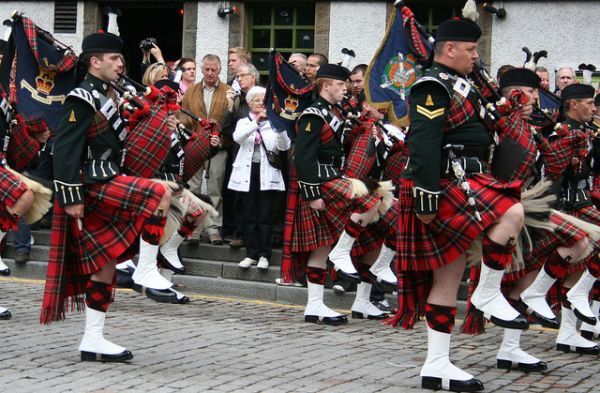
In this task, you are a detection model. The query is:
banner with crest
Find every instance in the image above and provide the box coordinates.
[265,50,315,141]
[364,4,433,126]
[0,14,78,131]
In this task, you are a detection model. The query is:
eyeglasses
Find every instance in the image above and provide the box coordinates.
[236,73,252,79]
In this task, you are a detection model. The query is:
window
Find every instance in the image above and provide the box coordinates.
[248,3,315,78]
[404,0,463,33]
[54,1,78,34]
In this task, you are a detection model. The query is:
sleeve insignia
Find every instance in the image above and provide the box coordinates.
[416,105,445,120]
[425,94,434,106]
[305,122,312,132]
[68,110,77,123]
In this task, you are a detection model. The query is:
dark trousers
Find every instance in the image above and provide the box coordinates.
[242,163,276,260]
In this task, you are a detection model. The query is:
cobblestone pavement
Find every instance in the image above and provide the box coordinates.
[1,277,599,393]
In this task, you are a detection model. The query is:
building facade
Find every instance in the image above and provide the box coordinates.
[0,1,597,88]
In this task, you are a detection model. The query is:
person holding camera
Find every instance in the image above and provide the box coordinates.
[228,86,291,269]
[140,38,164,76]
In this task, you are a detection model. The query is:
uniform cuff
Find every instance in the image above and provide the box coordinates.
[413,186,440,215]
[298,181,322,200]
[54,180,84,207]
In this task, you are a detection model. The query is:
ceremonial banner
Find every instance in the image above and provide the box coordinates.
[0,15,78,131]
[364,5,432,126]
[265,50,314,141]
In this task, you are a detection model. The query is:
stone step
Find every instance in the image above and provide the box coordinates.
[10,230,283,265]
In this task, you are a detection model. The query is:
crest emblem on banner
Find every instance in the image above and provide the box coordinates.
[381,53,420,100]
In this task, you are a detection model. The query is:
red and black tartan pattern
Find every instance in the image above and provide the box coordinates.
[387,270,431,329]
[542,250,570,280]
[141,215,166,245]
[41,176,164,324]
[85,280,113,313]
[345,218,364,238]
[495,112,539,182]
[0,167,28,231]
[123,99,172,178]
[305,266,327,285]
[355,262,372,283]
[442,93,476,132]
[7,115,45,171]
[182,130,212,182]
[482,236,514,270]
[177,219,197,238]
[85,112,110,139]
[384,147,408,187]
[21,16,78,73]
[425,303,456,334]
[344,126,376,180]
[588,254,600,278]
[565,205,600,274]
[397,176,521,271]
[352,201,397,257]
[537,128,588,182]
[291,178,381,253]
[526,212,586,273]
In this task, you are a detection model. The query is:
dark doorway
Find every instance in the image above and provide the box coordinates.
[99,1,184,81]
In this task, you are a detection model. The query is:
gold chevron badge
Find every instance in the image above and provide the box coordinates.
[416,105,444,120]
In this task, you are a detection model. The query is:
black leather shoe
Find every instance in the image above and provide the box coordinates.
[0,309,11,320]
[158,253,185,274]
[116,268,134,289]
[0,267,9,276]
[474,308,529,330]
[497,359,547,372]
[14,250,30,265]
[145,288,189,304]
[421,376,484,392]
[81,350,133,362]
[327,260,361,283]
[556,343,600,355]
[304,314,348,326]
[573,308,597,326]
[516,299,559,329]
[351,311,388,320]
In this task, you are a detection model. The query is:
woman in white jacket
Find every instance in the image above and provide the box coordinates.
[228,86,291,269]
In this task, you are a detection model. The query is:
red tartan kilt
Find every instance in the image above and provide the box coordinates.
[344,131,376,179]
[7,116,45,171]
[78,175,165,275]
[0,167,28,231]
[123,105,171,178]
[526,212,587,273]
[564,205,600,273]
[352,201,397,257]
[384,149,407,186]
[398,174,521,271]
[183,131,211,182]
[291,178,381,252]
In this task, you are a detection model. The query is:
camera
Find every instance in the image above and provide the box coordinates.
[139,37,158,51]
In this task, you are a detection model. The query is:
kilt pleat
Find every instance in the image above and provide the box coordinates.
[0,166,28,231]
[398,174,521,271]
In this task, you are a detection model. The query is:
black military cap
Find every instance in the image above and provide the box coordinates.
[154,79,179,92]
[499,68,540,89]
[316,64,350,81]
[436,18,482,42]
[81,31,123,55]
[594,94,600,107]
[561,83,595,101]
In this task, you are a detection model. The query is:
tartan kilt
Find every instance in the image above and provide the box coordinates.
[384,149,407,187]
[123,105,171,178]
[291,177,381,252]
[352,200,397,257]
[78,175,165,275]
[525,212,587,273]
[565,205,600,273]
[182,131,212,182]
[7,115,45,171]
[398,174,521,271]
[0,166,28,231]
[344,131,376,180]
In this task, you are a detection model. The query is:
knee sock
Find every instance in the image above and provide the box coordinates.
[305,266,327,285]
[425,303,456,334]
[543,250,571,280]
[482,236,514,270]
[85,280,114,313]
[141,215,167,245]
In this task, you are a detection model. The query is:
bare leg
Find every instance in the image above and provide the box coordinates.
[307,246,331,269]
[428,254,466,308]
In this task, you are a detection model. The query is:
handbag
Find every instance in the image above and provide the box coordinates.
[258,128,283,170]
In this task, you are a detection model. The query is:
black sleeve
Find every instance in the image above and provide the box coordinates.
[295,114,325,200]
[406,81,451,214]
[52,97,95,206]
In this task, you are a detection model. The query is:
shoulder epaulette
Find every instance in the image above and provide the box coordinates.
[412,76,452,97]
[67,88,96,111]
[298,106,326,120]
